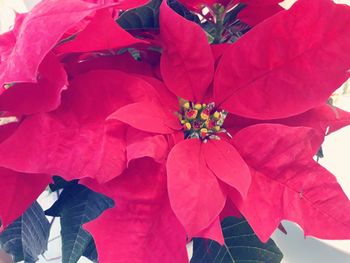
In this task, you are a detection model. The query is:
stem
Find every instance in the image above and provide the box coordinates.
[213,17,224,44]
[212,4,225,44]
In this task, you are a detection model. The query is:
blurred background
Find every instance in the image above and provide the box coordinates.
[0,0,350,262]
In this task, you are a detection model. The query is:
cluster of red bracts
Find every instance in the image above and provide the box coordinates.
[1,0,350,262]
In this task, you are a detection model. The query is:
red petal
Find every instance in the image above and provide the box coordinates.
[0,0,109,86]
[203,139,251,199]
[137,75,179,112]
[126,127,169,164]
[64,52,154,77]
[215,0,350,119]
[84,159,188,263]
[57,9,145,54]
[109,102,180,134]
[167,139,226,236]
[0,168,50,229]
[0,119,19,143]
[0,53,67,115]
[195,217,224,245]
[232,124,350,241]
[224,104,350,137]
[238,3,284,26]
[160,1,214,102]
[0,70,154,182]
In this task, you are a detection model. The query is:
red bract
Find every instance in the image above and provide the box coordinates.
[1,0,350,261]
[0,0,150,231]
[236,0,284,26]
[83,158,188,263]
[110,0,350,244]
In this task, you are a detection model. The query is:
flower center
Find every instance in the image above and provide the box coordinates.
[177,100,229,141]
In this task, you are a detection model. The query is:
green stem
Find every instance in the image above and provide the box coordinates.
[213,17,224,44]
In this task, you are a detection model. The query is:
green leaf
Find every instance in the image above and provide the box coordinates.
[167,0,200,24]
[191,217,283,263]
[117,0,162,30]
[82,238,98,263]
[49,175,78,191]
[0,202,50,263]
[45,183,114,263]
[117,0,199,31]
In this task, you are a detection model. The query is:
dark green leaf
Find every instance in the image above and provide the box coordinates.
[45,184,114,263]
[168,0,200,24]
[82,238,98,263]
[0,202,50,263]
[117,0,162,30]
[191,217,283,263]
[117,0,200,31]
[49,175,78,192]
[223,3,246,26]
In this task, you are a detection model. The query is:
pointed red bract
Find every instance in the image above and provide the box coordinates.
[232,124,350,241]
[57,9,145,54]
[109,102,180,134]
[167,139,226,237]
[0,53,67,115]
[126,127,169,164]
[203,139,251,199]
[237,0,284,26]
[215,0,350,119]
[195,216,224,245]
[0,70,156,182]
[84,159,188,263]
[224,104,350,137]
[0,0,109,86]
[0,168,51,230]
[160,2,214,102]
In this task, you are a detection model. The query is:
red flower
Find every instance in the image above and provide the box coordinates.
[1,0,350,261]
[0,0,149,229]
[82,158,189,262]
[110,0,350,243]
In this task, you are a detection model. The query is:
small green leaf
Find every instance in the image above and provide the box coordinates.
[49,175,78,191]
[46,183,114,263]
[0,202,50,263]
[117,0,162,30]
[117,0,200,31]
[82,238,98,263]
[191,217,283,263]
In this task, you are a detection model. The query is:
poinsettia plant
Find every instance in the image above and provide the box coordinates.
[0,0,350,262]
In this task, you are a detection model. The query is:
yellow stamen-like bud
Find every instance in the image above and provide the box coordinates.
[213,126,221,132]
[194,104,202,110]
[181,120,186,124]
[183,102,190,109]
[213,111,220,119]
[200,128,208,137]
[200,111,210,120]
[183,122,191,130]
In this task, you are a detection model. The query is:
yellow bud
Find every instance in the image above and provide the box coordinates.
[183,122,191,130]
[213,111,221,119]
[183,102,190,109]
[213,126,221,132]
[194,104,202,110]
[200,112,209,120]
[181,120,186,124]
[200,128,208,137]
